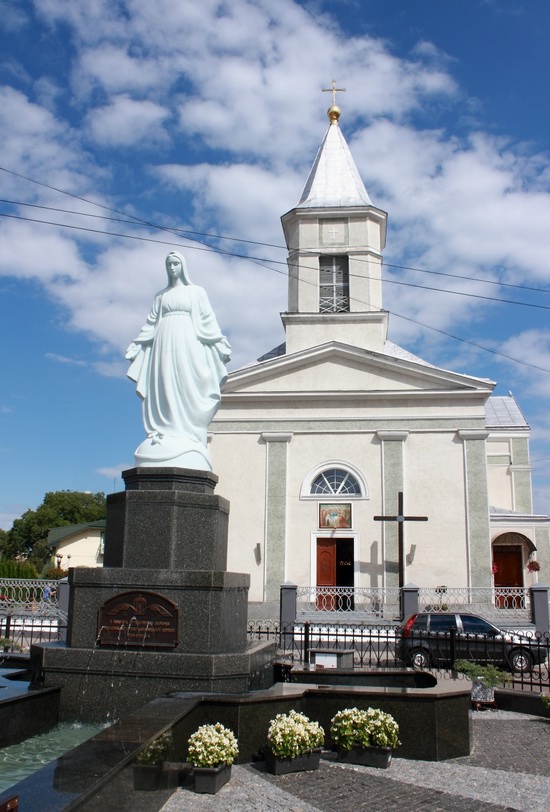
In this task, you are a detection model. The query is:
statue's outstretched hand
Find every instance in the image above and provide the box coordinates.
[125,342,141,361]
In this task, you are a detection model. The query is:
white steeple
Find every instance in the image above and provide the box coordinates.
[298,113,373,208]
[280,99,388,355]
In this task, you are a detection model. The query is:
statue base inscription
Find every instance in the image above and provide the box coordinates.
[97,591,178,649]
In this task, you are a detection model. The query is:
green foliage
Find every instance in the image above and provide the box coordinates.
[453,660,508,687]
[330,707,400,751]
[0,560,39,579]
[0,491,106,566]
[41,565,68,579]
[267,710,325,759]
[187,724,239,767]
[541,694,550,710]
[0,637,22,651]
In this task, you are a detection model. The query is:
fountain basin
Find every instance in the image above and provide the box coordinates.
[0,669,60,748]
[0,675,472,811]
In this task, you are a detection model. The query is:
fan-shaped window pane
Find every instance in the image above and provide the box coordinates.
[310,468,361,495]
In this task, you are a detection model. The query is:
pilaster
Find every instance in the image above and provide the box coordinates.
[262,433,293,601]
[376,431,408,588]
[458,430,492,588]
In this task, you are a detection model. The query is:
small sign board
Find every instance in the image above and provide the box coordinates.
[97,591,178,648]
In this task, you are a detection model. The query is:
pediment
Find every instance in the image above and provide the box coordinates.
[223,342,494,397]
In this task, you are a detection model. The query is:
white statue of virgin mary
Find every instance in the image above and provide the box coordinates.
[126,251,231,471]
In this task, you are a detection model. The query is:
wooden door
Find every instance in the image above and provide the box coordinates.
[317,539,336,610]
[493,546,524,608]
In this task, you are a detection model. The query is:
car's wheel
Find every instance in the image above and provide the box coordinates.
[509,648,533,673]
[409,648,431,669]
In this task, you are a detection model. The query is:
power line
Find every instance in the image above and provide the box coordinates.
[1,208,550,311]
[3,208,549,374]
[2,186,550,298]
[1,165,549,374]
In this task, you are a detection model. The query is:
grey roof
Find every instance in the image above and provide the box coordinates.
[485,395,529,429]
[297,121,373,208]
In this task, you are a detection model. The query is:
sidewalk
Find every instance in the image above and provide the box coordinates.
[160,711,550,812]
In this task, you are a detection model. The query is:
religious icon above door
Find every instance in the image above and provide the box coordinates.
[319,503,352,529]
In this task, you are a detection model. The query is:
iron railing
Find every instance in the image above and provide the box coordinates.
[247,620,550,692]
[0,578,66,652]
[0,615,67,652]
[296,586,400,618]
[295,586,531,623]
[0,578,61,613]
[418,586,530,622]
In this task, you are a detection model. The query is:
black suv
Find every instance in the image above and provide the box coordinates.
[396,612,547,673]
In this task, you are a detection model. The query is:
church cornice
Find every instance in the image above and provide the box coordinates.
[281,311,387,325]
[282,204,388,221]
[220,389,493,403]
[224,340,495,394]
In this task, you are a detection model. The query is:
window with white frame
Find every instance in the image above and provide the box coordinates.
[310,468,361,496]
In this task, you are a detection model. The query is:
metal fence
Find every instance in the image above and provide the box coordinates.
[247,620,550,693]
[296,586,400,618]
[0,578,66,652]
[418,586,530,622]
[0,577,61,612]
[295,586,532,624]
[0,615,67,652]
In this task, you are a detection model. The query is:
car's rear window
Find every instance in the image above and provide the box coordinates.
[411,614,428,630]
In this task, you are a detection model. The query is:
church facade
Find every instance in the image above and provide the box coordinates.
[210,103,549,605]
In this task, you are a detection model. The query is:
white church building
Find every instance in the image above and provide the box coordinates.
[210,102,549,608]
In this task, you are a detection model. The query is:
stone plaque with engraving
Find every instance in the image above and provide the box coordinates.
[97,591,178,648]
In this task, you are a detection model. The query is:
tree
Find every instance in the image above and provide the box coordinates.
[1,491,106,568]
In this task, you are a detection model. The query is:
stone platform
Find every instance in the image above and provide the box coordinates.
[31,467,275,720]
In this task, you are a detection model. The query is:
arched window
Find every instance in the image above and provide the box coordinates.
[310,468,361,496]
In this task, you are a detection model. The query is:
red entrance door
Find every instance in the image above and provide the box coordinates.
[317,539,336,610]
[493,546,524,608]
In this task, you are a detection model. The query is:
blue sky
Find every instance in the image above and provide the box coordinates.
[1,0,550,528]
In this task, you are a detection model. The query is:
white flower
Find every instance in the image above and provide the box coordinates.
[267,710,325,758]
[330,707,400,751]
[187,723,239,767]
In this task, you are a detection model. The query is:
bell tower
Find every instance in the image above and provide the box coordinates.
[281,93,388,355]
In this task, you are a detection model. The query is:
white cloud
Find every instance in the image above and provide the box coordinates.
[45,353,87,367]
[0,1,29,32]
[86,95,170,147]
[74,45,169,97]
[1,0,549,388]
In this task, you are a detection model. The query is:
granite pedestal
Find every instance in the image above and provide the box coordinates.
[32,468,275,721]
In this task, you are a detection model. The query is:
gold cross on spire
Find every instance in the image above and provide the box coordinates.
[322,79,346,106]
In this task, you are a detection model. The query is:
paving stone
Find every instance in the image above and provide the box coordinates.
[161,711,550,812]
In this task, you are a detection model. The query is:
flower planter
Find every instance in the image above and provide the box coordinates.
[133,761,187,791]
[193,763,232,794]
[133,763,164,791]
[471,680,496,709]
[337,745,393,769]
[264,748,321,775]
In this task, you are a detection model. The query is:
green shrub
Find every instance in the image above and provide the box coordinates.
[0,560,39,579]
[453,660,508,687]
[41,566,68,579]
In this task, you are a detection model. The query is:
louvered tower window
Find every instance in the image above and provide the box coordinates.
[319,255,350,313]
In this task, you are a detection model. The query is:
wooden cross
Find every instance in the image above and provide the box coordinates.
[374,492,428,589]
[322,79,346,106]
